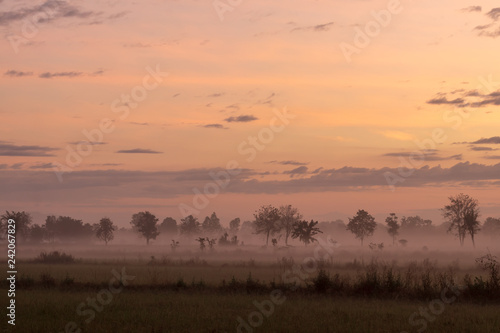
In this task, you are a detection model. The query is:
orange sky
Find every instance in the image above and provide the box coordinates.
[1,0,500,226]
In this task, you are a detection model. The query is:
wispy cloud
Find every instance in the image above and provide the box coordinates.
[29,162,57,169]
[4,70,33,77]
[427,90,500,108]
[208,93,224,98]
[473,7,500,37]
[39,71,83,79]
[268,160,309,166]
[203,124,228,129]
[224,115,258,123]
[456,136,500,145]
[472,136,500,144]
[383,150,462,161]
[469,146,497,151]
[68,141,107,145]
[0,142,58,156]
[426,96,466,105]
[116,148,162,154]
[461,6,482,12]
[0,1,121,27]
[291,21,334,33]
[283,166,309,177]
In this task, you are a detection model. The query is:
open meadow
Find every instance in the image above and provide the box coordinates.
[2,240,499,333]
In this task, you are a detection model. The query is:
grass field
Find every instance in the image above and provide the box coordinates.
[1,244,499,332]
[2,289,500,333]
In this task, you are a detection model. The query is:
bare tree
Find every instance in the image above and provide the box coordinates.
[346,210,377,246]
[442,193,480,247]
[253,205,281,247]
[279,205,302,246]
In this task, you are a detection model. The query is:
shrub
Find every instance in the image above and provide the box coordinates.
[34,251,75,264]
[40,273,56,288]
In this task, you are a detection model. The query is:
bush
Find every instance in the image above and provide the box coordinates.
[40,273,56,288]
[312,269,332,293]
[61,274,75,287]
[34,251,75,264]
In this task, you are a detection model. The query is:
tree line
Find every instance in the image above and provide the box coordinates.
[1,193,499,247]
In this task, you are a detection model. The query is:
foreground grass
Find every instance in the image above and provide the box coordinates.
[1,288,499,333]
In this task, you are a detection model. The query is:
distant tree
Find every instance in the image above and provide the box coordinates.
[29,224,46,243]
[400,216,432,229]
[483,217,500,237]
[130,211,160,245]
[240,221,254,234]
[346,210,377,246]
[94,217,117,245]
[207,238,216,251]
[159,217,178,235]
[369,242,384,251]
[229,218,241,234]
[196,237,206,251]
[170,240,179,252]
[253,205,281,246]
[441,193,480,247]
[219,232,230,246]
[279,205,302,246]
[43,215,93,242]
[44,215,57,242]
[385,213,400,245]
[1,211,33,240]
[398,239,408,247]
[179,215,200,236]
[202,212,223,234]
[291,220,323,246]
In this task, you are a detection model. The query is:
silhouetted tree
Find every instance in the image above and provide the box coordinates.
[179,215,200,236]
[207,238,216,251]
[94,217,117,245]
[170,240,179,252]
[229,218,241,234]
[385,213,399,245]
[346,209,377,246]
[29,224,46,243]
[291,220,322,246]
[400,216,432,229]
[202,212,223,234]
[130,211,160,245]
[43,215,93,242]
[483,217,500,237]
[159,217,178,235]
[442,193,480,247]
[253,205,281,246]
[1,211,32,240]
[279,205,302,246]
[196,237,206,251]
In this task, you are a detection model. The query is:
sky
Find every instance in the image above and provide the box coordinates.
[1,0,500,227]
